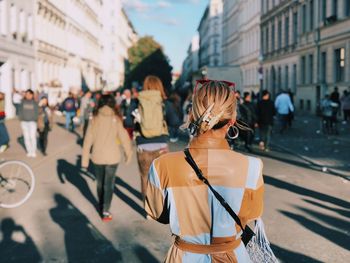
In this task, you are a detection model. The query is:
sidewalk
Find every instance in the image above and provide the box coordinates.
[270,114,350,177]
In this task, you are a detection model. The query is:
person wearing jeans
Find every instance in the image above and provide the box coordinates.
[62,92,77,131]
[275,90,294,134]
[94,164,118,214]
[19,89,39,157]
[257,90,275,151]
[82,95,132,221]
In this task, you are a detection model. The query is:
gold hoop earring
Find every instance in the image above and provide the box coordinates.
[227,126,239,140]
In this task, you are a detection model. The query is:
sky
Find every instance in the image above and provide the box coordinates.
[122,0,208,73]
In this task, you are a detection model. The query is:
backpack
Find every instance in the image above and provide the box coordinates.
[64,98,74,111]
[138,90,168,138]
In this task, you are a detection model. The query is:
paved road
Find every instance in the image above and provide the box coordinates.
[0,118,349,262]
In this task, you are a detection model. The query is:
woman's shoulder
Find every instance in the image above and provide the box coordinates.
[154,151,184,165]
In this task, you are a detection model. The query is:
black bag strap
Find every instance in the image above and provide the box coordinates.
[184,148,245,232]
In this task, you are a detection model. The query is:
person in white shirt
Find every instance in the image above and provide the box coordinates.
[275,90,294,134]
[12,89,23,116]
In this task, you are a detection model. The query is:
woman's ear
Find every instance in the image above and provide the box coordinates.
[229,119,236,126]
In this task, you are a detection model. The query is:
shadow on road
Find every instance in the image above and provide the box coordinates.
[266,175,350,254]
[0,218,42,262]
[114,182,145,218]
[115,176,143,201]
[264,175,350,209]
[56,122,82,146]
[280,208,350,251]
[16,136,26,152]
[57,157,98,211]
[50,194,122,262]
[271,244,323,263]
[134,245,159,263]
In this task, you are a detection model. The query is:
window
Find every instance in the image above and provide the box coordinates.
[309,0,314,30]
[300,99,304,110]
[278,66,282,89]
[266,27,269,54]
[285,65,289,89]
[10,4,17,37]
[0,0,7,35]
[301,56,306,84]
[346,0,350,16]
[285,16,289,47]
[321,0,327,21]
[271,23,275,51]
[278,19,282,50]
[307,100,311,111]
[309,54,314,84]
[332,0,338,17]
[19,9,25,34]
[302,5,306,33]
[335,48,345,82]
[27,15,33,42]
[293,12,298,44]
[321,52,327,82]
[292,64,297,92]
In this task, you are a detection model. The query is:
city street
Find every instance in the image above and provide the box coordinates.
[0,117,349,263]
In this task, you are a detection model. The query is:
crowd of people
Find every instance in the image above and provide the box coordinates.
[320,87,350,134]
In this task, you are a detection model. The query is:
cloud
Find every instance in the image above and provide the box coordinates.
[158,17,180,26]
[157,1,172,8]
[122,0,172,13]
[176,0,201,4]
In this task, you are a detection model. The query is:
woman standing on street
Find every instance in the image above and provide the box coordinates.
[37,96,52,156]
[134,75,170,203]
[145,80,264,262]
[82,94,132,221]
[19,89,39,157]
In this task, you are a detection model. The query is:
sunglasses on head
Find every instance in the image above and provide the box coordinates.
[194,79,236,94]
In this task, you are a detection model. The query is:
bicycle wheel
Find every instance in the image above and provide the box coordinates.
[0,160,35,208]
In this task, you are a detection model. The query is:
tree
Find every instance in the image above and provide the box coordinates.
[125,36,173,91]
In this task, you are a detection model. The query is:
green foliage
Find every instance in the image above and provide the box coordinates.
[125,36,173,91]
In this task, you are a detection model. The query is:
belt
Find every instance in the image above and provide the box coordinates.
[174,236,241,254]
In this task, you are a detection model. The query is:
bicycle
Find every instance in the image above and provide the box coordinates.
[0,160,35,208]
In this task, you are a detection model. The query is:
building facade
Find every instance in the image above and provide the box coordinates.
[35,0,103,94]
[261,0,350,113]
[0,0,137,117]
[101,1,137,91]
[222,0,261,93]
[0,0,35,118]
[198,0,223,69]
[180,34,200,87]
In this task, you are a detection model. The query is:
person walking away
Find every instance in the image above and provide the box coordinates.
[320,94,333,134]
[19,89,39,157]
[0,92,10,153]
[120,89,138,139]
[275,90,294,134]
[239,92,257,152]
[134,76,169,202]
[166,93,182,143]
[62,92,77,131]
[82,95,132,221]
[145,80,264,262]
[79,91,94,138]
[287,89,295,127]
[12,89,23,116]
[257,90,275,151]
[330,87,340,105]
[37,97,52,156]
[340,90,350,123]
